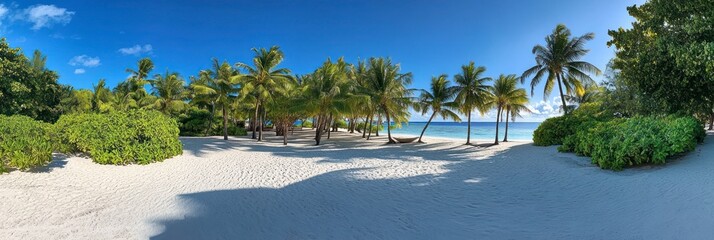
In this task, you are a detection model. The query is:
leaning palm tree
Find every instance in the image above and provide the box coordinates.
[503,100,530,142]
[415,74,461,143]
[236,46,293,141]
[454,62,492,145]
[191,59,240,140]
[489,74,529,145]
[521,24,601,114]
[150,71,188,114]
[363,57,413,144]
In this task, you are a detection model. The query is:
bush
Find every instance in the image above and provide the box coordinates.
[0,115,55,173]
[56,110,183,165]
[177,108,217,136]
[295,120,313,128]
[356,122,384,132]
[558,116,705,170]
[533,115,592,146]
[333,119,348,129]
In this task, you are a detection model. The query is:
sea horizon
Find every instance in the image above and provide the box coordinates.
[380,121,540,141]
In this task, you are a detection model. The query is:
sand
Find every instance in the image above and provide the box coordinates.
[1,129,713,239]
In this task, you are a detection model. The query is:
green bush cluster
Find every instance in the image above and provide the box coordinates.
[356,122,384,132]
[557,116,705,170]
[295,120,313,128]
[56,110,183,165]
[0,115,55,173]
[333,119,348,129]
[177,109,247,137]
[533,115,595,146]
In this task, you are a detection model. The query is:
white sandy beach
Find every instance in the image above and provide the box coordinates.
[1,129,713,239]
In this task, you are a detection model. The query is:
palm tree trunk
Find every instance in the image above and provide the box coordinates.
[258,106,264,141]
[556,74,568,114]
[314,115,322,145]
[222,106,228,140]
[205,102,215,136]
[283,122,288,145]
[367,114,374,140]
[466,110,472,145]
[709,112,714,131]
[503,107,510,142]
[494,106,501,145]
[385,108,395,144]
[418,112,437,143]
[362,115,371,138]
[252,101,259,139]
[327,113,333,139]
[375,115,381,137]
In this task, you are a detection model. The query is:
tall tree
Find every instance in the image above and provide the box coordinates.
[489,74,529,145]
[415,74,461,143]
[191,59,240,140]
[522,24,601,114]
[454,62,492,145]
[92,79,114,112]
[608,0,714,117]
[150,71,188,114]
[116,58,155,110]
[364,58,413,144]
[237,46,293,141]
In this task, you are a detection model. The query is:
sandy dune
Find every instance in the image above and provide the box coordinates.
[1,129,713,239]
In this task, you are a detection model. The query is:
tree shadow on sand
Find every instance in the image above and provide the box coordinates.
[151,132,714,240]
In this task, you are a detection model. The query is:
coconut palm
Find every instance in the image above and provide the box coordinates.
[503,100,530,142]
[521,24,601,114]
[92,79,114,112]
[415,74,461,143]
[149,71,187,114]
[236,46,293,141]
[454,62,492,145]
[363,57,413,144]
[489,74,529,144]
[267,76,302,145]
[191,59,240,140]
[116,58,154,110]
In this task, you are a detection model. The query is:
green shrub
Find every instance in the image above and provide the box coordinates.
[56,110,183,165]
[333,119,348,129]
[177,108,218,136]
[533,115,591,146]
[0,115,55,173]
[356,122,384,132]
[558,116,705,170]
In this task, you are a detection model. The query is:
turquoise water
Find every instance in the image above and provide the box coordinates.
[382,122,540,141]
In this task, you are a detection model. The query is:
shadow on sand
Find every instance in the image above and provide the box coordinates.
[150,131,714,239]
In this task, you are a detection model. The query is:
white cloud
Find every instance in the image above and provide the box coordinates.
[69,55,101,67]
[0,4,8,27]
[74,68,85,74]
[118,44,153,56]
[526,97,564,119]
[21,5,74,30]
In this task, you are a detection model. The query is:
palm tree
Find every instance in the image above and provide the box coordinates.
[489,74,529,145]
[562,82,602,112]
[503,100,530,142]
[521,24,601,114]
[454,62,492,145]
[299,58,355,145]
[92,79,114,112]
[236,46,293,141]
[415,74,461,143]
[29,50,47,71]
[191,59,240,140]
[117,58,154,110]
[150,71,187,114]
[364,57,413,144]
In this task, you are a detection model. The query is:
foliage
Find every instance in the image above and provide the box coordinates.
[333,119,348,129]
[55,110,183,165]
[608,0,714,116]
[0,115,55,173]
[454,62,492,144]
[0,38,67,122]
[522,24,601,114]
[414,74,461,142]
[488,74,530,143]
[559,116,705,170]
[532,115,595,146]
[177,108,218,136]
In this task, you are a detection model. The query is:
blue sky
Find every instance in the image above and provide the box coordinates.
[0,0,644,121]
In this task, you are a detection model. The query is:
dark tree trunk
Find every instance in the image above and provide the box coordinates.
[367,115,374,140]
[362,115,371,138]
[314,115,322,145]
[206,102,216,136]
[418,112,436,143]
[385,107,395,144]
[494,106,501,145]
[709,113,714,131]
[375,115,381,137]
[327,113,333,139]
[283,123,288,145]
[503,107,510,142]
[556,74,568,114]
[252,101,259,139]
[466,110,472,145]
[222,106,228,140]
[258,107,264,141]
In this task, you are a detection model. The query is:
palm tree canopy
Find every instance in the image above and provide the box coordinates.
[236,46,294,103]
[521,24,602,98]
[363,57,413,126]
[454,62,493,115]
[416,74,461,121]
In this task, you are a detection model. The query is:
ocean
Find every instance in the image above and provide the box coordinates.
[381,121,540,141]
